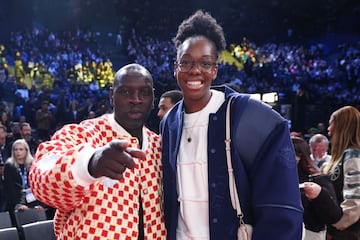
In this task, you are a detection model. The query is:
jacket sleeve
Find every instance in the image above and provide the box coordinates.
[234,98,303,240]
[332,156,360,230]
[29,122,99,212]
[309,187,343,224]
[251,122,303,240]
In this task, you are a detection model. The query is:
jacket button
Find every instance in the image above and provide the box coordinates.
[211,183,216,188]
[212,218,218,223]
[210,148,216,153]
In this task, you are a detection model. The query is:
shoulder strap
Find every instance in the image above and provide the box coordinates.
[225,95,244,220]
[226,95,254,239]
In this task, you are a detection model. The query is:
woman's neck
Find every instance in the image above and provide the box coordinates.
[184,91,212,113]
[17,159,25,165]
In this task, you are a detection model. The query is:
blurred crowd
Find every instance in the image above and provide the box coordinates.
[0,21,359,240]
[0,26,359,140]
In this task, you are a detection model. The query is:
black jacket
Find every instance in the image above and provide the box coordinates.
[300,174,342,232]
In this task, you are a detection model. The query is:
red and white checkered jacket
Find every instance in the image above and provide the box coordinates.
[29,114,167,240]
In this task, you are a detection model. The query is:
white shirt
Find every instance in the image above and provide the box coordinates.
[176,90,224,240]
[310,153,331,168]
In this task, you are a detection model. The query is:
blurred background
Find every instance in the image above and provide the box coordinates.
[0,0,359,135]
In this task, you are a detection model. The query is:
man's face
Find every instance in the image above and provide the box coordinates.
[110,73,154,133]
[21,125,32,140]
[157,97,174,120]
[12,124,20,134]
[310,142,327,159]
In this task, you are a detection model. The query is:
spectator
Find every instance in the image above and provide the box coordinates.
[0,129,8,212]
[3,139,48,224]
[35,100,53,141]
[291,136,341,240]
[64,100,82,124]
[292,84,310,134]
[321,106,360,239]
[0,111,11,132]
[309,133,331,170]
[157,89,183,120]
[1,76,17,117]
[19,122,39,157]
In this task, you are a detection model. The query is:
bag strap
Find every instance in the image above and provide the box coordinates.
[225,95,245,223]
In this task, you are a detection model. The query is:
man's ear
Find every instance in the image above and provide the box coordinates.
[109,86,114,106]
[173,61,179,78]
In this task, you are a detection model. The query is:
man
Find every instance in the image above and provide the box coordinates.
[35,100,53,141]
[157,90,183,120]
[29,64,167,239]
[6,122,39,158]
[309,133,331,169]
[19,122,39,157]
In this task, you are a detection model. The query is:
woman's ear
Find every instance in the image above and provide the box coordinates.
[212,65,218,81]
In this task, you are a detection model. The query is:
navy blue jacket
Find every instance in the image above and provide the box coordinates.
[160,86,303,239]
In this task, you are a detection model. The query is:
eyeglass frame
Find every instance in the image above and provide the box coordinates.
[174,59,218,73]
[115,87,154,99]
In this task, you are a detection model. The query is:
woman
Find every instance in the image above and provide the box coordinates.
[291,136,341,240]
[304,106,360,239]
[160,10,303,240]
[3,139,46,223]
[0,111,11,132]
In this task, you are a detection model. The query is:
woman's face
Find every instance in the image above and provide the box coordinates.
[1,112,7,122]
[13,143,27,163]
[175,36,218,112]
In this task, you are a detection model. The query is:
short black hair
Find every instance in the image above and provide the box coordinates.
[173,10,226,56]
[20,122,31,130]
[160,90,183,105]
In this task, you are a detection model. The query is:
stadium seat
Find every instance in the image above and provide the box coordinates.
[14,208,48,240]
[13,208,47,226]
[0,211,13,229]
[0,227,20,240]
[22,220,56,240]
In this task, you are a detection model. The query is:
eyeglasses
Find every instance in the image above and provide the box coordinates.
[175,60,217,73]
[117,87,154,99]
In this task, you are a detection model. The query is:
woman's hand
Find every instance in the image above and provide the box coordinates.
[303,182,322,200]
[18,204,29,211]
[34,205,45,211]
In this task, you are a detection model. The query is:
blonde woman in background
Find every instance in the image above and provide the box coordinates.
[304,106,360,240]
[3,139,47,224]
